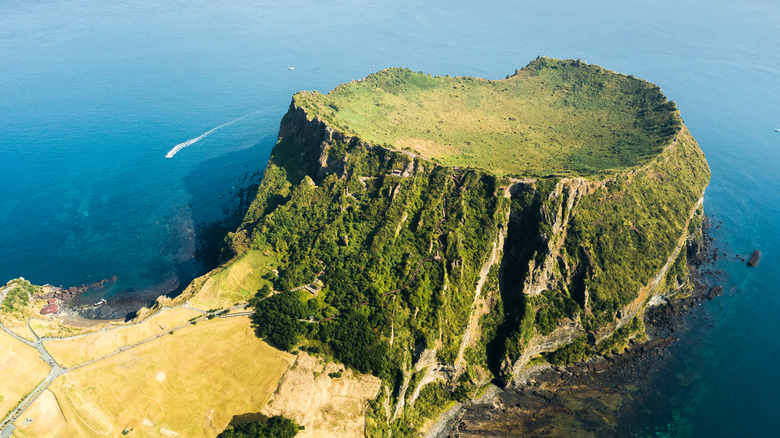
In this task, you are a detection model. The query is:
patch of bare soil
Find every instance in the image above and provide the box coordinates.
[262,352,381,438]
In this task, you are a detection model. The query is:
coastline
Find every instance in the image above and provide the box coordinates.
[60,275,181,321]
[433,218,722,437]
[17,217,721,437]
[55,310,119,328]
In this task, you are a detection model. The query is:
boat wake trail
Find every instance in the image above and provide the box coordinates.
[165,110,260,158]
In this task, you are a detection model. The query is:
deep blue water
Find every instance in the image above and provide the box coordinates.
[1,0,778,435]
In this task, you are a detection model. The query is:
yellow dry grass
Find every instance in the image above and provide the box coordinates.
[188,277,230,311]
[190,250,278,311]
[10,389,67,438]
[28,317,103,339]
[43,306,203,369]
[0,320,35,342]
[36,316,292,437]
[0,329,50,419]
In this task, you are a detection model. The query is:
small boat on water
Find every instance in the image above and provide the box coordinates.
[774,128,779,132]
[288,67,294,71]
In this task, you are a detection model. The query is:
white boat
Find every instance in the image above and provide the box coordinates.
[288,67,294,71]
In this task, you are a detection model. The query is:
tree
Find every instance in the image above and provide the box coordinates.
[257,284,272,299]
[250,291,309,351]
[218,415,300,438]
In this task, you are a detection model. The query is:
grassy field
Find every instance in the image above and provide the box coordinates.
[0,318,36,342]
[14,316,293,437]
[190,250,279,311]
[29,318,72,339]
[9,389,66,438]
[295,57,680,177]
[43,306,203,368]
[28,315,114,339]
[0,329,50,419]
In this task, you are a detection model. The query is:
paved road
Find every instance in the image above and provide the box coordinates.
[0,285,68,437]
[0,288,249,437]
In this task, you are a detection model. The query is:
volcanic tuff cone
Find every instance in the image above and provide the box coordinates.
[225,58,709,432]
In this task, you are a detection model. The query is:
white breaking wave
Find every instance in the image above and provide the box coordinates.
[165,110,260,158]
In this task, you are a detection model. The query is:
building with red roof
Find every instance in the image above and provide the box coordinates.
[41,304,59,315]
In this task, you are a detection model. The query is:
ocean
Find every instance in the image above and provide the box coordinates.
[1,0,778,435]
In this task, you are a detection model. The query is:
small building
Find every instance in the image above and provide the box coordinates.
[304,285,321,295]
[47,298,57,305]
[41,304,59,315]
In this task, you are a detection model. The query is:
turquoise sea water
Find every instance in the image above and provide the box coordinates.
[1,0,778,435]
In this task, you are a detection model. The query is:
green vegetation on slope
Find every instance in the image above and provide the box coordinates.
[488,126,708,370]
[240,132,507,380]
[294,57,681,177]
[226,58,710,436]
[544,316,645,365]
[564,128,709,329]
[218,415,300,438]
[1,287,30,314]
[1,279,37,317]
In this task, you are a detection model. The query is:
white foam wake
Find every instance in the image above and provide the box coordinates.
[165,110,260,158]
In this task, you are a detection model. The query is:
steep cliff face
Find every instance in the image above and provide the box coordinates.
[234,97,510,365]
[495,130,708,384]
[229,60,710,435]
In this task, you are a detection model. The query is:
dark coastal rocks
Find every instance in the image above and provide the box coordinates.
[444,216,722,437]
[33,276,117,302]
[71,292,154,320]
[747,250,761,267]
[447,337,679,437]
[706,286,724,300]
[645,281,724,340]
[686,216,713,267]
[641,336,675,352]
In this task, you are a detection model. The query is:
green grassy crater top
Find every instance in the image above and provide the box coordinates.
[294,57,682,177]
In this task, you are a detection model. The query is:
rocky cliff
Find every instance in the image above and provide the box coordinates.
[227,58,710,435]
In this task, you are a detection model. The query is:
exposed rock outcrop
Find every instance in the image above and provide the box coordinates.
[33,276,117,302]
[230,61,711,433]
[748,250,761,267]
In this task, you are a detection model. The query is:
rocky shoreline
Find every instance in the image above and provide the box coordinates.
[53,169,263,322]
[33,276,117,302]
[437,218,723,437]
[30,275,178,321]
[64,275,181,320]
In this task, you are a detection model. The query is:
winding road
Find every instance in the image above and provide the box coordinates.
[0,286,247,438]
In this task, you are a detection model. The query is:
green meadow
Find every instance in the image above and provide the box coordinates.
[295,57,680,177]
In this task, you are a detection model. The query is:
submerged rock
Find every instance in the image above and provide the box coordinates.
[747,250,761,267]
[706,286,724,300]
